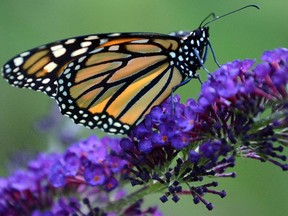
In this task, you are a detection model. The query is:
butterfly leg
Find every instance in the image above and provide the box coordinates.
[192,48,211,76]
[208,40,221,68]
[195,73,203,84]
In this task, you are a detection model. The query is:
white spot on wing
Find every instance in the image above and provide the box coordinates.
[53,48,66,58]
[5,68,11,73]
[13,57,24,66]
[169,52,176,58]
[100,39,108,44]
[44,62,58,72]
[109,128,117,133]
[74,65,81,70]
[108,45,119,51]
[13,68,19,73]
[80,119,86,124]
[17,74,24,80]
[81,41,92,47]
[108,117,113,125]
[51,45,63,51]
[178,55,184,61]
[68,62,74,67]
[65,38,76,44]
[89,48,104,54]
[42,78,50,84]
[65,73,71,79]
[130,39,149,43]
[85,35,99,40]
[78,56,86,63]
[20,51,30,57]
[71,47,88,57]
[113,122,122,127]
[123,125,130,130]
[108,33,121,37]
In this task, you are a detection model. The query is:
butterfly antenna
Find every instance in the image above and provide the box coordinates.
[201,4,260,27]
[199,12,217,27]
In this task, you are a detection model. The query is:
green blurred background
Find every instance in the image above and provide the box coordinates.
[0,0,287,215]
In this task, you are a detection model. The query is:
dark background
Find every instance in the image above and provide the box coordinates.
[0,1,287,215]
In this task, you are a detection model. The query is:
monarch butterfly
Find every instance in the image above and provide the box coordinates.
[1,6,258,135]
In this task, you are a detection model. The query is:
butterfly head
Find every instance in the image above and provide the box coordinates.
[174,27,209,77]
[190,27,209,43]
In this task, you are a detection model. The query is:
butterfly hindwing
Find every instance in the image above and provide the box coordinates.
[56,36,185,134]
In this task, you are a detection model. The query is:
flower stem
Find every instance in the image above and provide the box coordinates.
[106,182,166,213]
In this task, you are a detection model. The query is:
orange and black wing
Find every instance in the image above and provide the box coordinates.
[55,35,185,134]
[2,29,211,134]
[2,27,209,134]
[2,33,162,98]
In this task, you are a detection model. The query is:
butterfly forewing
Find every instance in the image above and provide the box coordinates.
[1,33,172,98]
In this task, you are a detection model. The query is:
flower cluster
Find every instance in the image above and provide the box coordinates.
[48,136,127,190]
[121,48,288,209]
[0,48,287,215]
[0,153,61,215]
[0,136,161,215]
